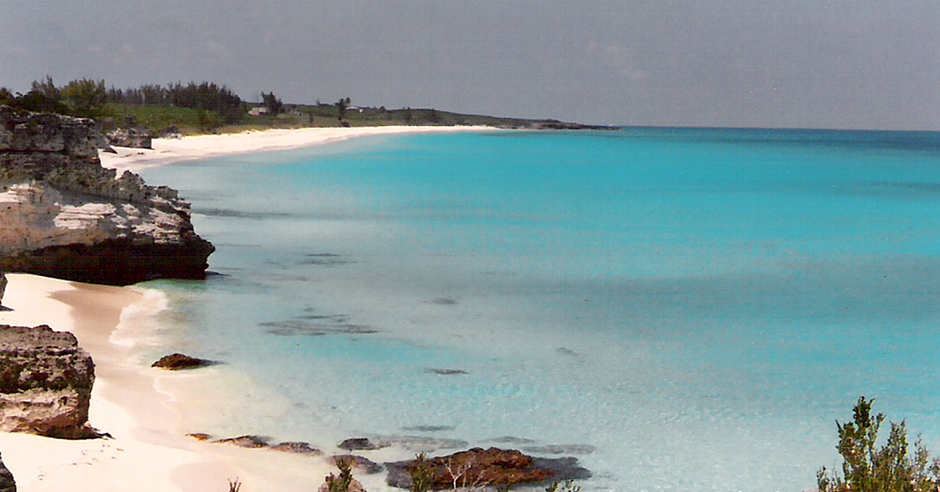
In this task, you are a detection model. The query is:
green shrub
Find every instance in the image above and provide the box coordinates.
[408,452,435,492]
[326,456,357,492]
[818,397,940,492]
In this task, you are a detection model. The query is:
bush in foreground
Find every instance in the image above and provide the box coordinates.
[818,397,940,492]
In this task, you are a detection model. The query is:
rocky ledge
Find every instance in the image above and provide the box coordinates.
[0,324,97,439]
[0,106,214,285]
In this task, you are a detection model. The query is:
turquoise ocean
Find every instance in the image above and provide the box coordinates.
[135,129,940,492]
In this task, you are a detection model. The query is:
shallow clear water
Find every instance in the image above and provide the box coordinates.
[138,129,940,491]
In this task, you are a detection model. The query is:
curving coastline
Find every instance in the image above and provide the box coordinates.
[2,125,586,492]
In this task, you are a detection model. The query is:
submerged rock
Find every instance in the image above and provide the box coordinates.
[0,324,98,439]
[385,447,590,490]
[0,106,214,285]
[151,353,212,370]
[339,437,382,451]
[0,450,14,492]
[213,435,270,448]
[272,441,322,455]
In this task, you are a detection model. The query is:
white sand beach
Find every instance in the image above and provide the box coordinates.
[0,274,337,492]
[100,125,494,173]
[0,126,493,492]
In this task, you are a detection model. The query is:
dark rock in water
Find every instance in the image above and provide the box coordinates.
[261,319,380,337]
[272,441,322,455]
[0,324,99,439]
[0,450,14,492]
[339,437,382,451]
[385,447,590,490]
[151,353,212,370]
[214,435,271,448]
[485,436,538,445]
[523,444,597,455]
[400,425,457,433]
[106,126,153,149]
[424,368,468,376]
[371,435,468,452]
[0,106,214,285]
[329,455,383,475]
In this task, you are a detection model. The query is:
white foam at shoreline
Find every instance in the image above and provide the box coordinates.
[110,287,169,348]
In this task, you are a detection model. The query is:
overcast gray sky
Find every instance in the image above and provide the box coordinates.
[2,1,938,130]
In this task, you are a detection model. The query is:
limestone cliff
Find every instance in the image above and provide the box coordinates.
[0,324,96,439]
[0,106,214,285]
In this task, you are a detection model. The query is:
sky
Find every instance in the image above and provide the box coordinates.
[1,1,938,130]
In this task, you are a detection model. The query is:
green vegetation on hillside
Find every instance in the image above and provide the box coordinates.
[1,77,611,135]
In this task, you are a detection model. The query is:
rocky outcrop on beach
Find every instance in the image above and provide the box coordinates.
[0,106,214,285]
[0,324,97,439]
[0,450,14,492]
[0,273,7,307]
[385,447,590,490]
[106,126,152,149]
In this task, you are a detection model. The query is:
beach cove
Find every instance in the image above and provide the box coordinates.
[0,125,497,492]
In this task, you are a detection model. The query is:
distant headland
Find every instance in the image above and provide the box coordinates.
[1,77,615,137]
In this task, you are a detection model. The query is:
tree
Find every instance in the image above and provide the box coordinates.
[261,91,283,116]
[11,91,68,114]
[818,397,940,492]
[337,97,351,121]
[0,87,14,105]
[30,75,60,100]
[60,78,107,117]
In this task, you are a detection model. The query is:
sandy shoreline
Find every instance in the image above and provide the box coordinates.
[0,274,336,492]
[100,125,495,173]
[0,126,486,491]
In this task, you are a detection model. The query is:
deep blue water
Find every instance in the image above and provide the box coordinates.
[138,128,940,492]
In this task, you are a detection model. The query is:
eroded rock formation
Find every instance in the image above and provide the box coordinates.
[0,106,213,285]
[0,324,97,439]
[0,450,14,492]
[106,126,152,149]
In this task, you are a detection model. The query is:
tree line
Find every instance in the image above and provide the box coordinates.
[1,76,246,124]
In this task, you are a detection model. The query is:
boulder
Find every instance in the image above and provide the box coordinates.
[0,273,6,307]
[339,437,382,451]
[106,127,152,149]
[385,447,591,490]
[0,324,98,439]
[151,353,212,370]
[0,106,214,285]
[0,450,14,492]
